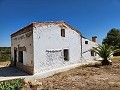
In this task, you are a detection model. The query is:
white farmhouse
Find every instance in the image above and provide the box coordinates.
[11,21,100,75]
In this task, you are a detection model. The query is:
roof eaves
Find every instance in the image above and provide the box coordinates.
[63,21,82,35]
[11,23,34,37]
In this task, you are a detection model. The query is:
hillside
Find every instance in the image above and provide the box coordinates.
[0,47,11,61]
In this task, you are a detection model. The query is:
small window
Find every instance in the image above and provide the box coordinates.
[64,49,69,61]
[61,29,65,37]
[91,50,94,56]
[18,51,23,63]
[85,41,88,44]
[91,50,97,56]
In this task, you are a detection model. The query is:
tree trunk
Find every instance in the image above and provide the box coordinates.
[101,59,112,65]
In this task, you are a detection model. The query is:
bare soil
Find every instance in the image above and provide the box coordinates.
[0,61,11,67]
[35,57,120,90]
[1,58,119,90]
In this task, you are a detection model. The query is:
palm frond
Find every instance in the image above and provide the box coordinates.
[92,44,119,60]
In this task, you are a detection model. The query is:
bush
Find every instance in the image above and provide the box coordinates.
[0,78,24,90]
[0,47,11,62]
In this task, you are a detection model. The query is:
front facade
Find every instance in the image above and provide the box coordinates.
[11,21,99,75]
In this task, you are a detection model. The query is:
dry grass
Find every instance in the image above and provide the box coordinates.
[30,57,120,90]
[0,61,11,67]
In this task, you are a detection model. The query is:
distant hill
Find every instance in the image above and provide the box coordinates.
[0,47,11,50]
[0,47,11,61]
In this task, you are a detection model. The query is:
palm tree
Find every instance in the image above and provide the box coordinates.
[93,44,120,65]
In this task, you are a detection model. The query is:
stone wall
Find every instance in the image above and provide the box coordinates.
[11,30,34,67]
[16,62,34,74]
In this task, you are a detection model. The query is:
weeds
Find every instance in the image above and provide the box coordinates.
[0,78,24,90]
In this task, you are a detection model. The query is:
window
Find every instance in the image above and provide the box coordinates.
[91,50,96,56]
[85,41,88,44]
[91,50,94,56]
[64,49,69,61]
[61,29,65,37]
[18,51,23,63]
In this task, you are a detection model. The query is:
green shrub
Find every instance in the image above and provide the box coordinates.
[0,47,11,61]
[0,78,24,90]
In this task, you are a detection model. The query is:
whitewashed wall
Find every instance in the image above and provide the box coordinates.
[82,37,100,62]
[11,22,102,75]
[11,31,34,66]
[33,24,81,74]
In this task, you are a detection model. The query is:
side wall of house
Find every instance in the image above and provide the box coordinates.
[33,24,81,74]
[11,30,34,74]
[82,38,100,61]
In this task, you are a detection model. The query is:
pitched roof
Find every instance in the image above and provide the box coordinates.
[11,21,81,37]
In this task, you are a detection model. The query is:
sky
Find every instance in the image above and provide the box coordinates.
[0,0,120,46]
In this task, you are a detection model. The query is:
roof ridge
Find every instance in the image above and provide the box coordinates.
[32,20,65,24]
[11,21,81,37]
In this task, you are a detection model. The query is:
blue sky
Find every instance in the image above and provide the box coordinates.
[0,0,120,46]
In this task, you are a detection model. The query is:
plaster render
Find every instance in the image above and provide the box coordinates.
[11,21,101,75]
[82,37,100,61]
[11,30,34,67]
[33,24,81,74]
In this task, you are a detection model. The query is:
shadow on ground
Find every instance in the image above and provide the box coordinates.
[0,66,28,77]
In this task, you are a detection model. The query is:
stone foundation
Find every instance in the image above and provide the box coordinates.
[9,61,14,66]
[16,62,34,74]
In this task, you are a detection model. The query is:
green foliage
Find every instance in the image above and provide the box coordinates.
[0,47,11,61]
[103,28,120,46]
[102,28,120,56]
[93,44,120,65]
[0,78,24,90]
[93,44,113,60]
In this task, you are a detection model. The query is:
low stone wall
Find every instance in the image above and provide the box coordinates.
[16,62,34,75]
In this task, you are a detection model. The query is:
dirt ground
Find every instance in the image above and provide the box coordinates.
[0,61,29,81]
[35,57,120,90]
[0,61,11,67]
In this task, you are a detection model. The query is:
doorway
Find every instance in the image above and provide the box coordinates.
[14,50,17,66]
[64,49,69,61]
[18,51,23,63]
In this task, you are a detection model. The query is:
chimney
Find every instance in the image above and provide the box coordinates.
[92,36,97,43]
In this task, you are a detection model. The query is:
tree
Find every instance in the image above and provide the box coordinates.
[102,28,120,56]
[93,44,120,65]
